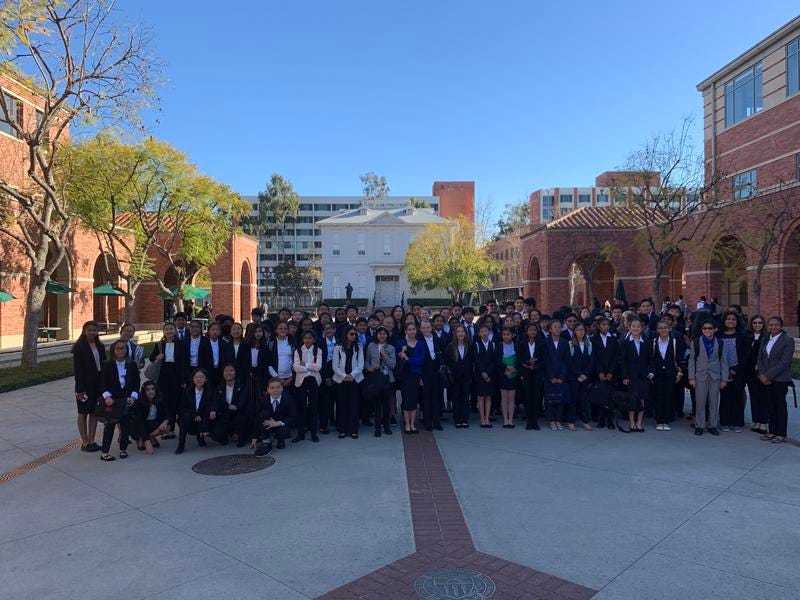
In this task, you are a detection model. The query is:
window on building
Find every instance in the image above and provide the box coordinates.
[788,38,799,97]
[314,241,322,248]
[383,234,391,255]
[559,193,573,206]
[301,241,309,249]
[296,228,314,236]
[0,92,19,137]
[357,275,366,296]
[541,195,554,221]
[265,254,277,261]
[724,62,763,127]
[299,203,313,211]
[357,233,365,255]
[733,168,757,200]
[314,203,331,211]
[332,233,340,255]
[283,241,293,249]
[296,216,313,223]
[596,192,609,205]
[333,274,341,298]
[578,194,591,204]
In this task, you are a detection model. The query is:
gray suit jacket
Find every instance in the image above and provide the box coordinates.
[757,332,794,383]
[688,337,729,382]
[364,342,397,383]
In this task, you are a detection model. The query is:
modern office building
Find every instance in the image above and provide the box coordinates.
[316,206,447,307]
[247,181,474,306]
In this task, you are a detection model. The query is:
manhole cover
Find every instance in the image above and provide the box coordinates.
[414,568,496,599]
[191,454,275,476]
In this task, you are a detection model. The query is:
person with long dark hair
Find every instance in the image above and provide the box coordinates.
[445,324,474,428]
[239,324,270,447]
[72,320,104,452]
[620,319,651,432]
[544,319,570,431]
[214,363,245,445]
[268,321,295,388]
[292,330,322,443]
[591,316,618,430]
[333,326,364,439]
[649,320,682,431]
[130,380,169,454]
[119,322,144,369]
[473,323,497,428]
[745,315,768,434]
[496,326,519,428]
[99,339,140,461]
[363,326,396,437]
[175,368,216,454]
[717,310,751,433]
[149,322,185,439]
[397,322,425,434]
[517,322,545,431]
[221,322,245,381]
[757,316,794,444]
[566,322,593,431]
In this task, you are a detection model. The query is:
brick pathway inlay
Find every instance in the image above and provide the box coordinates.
[317,431,597,599]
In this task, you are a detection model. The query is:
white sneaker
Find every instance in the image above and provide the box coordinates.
[663,424,671,431]
[721,426,730,432]
[734,427,742,433]
[656,424,664,431]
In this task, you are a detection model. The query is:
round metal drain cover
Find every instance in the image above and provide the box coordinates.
[414,568,496,599]
[191,453,275,476]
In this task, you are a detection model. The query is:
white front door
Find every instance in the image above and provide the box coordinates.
[375,275,399,308]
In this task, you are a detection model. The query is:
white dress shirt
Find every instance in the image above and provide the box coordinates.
[210,339,220,367]
[189,336,201,367]
[658,337,669,359]
[424,335,435,359]
[164,341,175,363]
[765,332,782,357]
[194,388,203,410]
[251,347,259,367]
[225,385,234,405]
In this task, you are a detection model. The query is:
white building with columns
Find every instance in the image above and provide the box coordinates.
[316,206,446,307]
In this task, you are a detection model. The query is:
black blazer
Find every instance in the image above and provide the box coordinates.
[433,329,450,348]
[516,337,546,381]
[179,385,216,422]
[101,359,141,399]
[256,392,297,429]
[543,336,570,381]
[472,338,497,380]
[183,335,213,372]
[620,339,651,382]
[717,331,751,376]
[420,335,443,378]
[214,381,245,413]
[221,339,243,368]
[444,342,474,381]
[149,340,186,381]
[649,336,681,379]
[73,340,106,396]
[235,344,271,375]
[591,333,619,377]
[132,394,167,424]
[267,338,295,378]
[567,341,594,382]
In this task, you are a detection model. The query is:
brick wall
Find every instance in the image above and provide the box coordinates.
[433,181,475,221]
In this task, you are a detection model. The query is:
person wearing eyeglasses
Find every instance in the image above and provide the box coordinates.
[745,315,767,434]
[688,319,729,436]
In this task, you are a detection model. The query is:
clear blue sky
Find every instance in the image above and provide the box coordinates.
[130,1,798,222]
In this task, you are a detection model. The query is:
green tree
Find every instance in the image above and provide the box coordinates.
[245,174,300,263]
[493,201,530,239]
[63,134,222,320]
[0,0,158,367]
[409,196,430,208]
[360,172,389,207]
[404,216,501,302]
[272,257,321,306]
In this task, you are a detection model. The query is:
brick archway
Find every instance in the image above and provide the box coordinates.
[709,235,748,312]
[666,253,685,301]
[525,256,541,303]
[240,259,253,321]
[777,218,800,329]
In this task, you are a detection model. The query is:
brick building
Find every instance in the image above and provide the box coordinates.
[0,70,257,348]
[483,235,524,304]
[519,16,800,329]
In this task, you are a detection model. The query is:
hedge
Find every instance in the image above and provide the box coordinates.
[407,298,453,307]
[321,298,369,307]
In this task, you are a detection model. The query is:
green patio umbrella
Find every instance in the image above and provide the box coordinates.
[158,284,210,301]
[93,283,124,296]
[46,279,74,294]
[614,279,627,304]
[0,290,15,302]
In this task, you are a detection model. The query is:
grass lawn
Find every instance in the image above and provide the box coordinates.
[0,342,156,394]
[793,358,800,380]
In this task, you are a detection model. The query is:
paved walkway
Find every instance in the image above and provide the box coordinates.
[0,378,798,599]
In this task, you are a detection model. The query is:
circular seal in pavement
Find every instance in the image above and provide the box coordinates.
[414,568,496,600]
[191,453,275,476]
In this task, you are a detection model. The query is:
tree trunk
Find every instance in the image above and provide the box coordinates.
[122,278,140,324]
[21,273,48,368]
[751,269,762,316]
[652,258,666,305]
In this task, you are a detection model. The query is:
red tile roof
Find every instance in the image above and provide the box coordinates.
[546,206,650,230]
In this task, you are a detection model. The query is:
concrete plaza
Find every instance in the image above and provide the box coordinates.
[0,377,798,599]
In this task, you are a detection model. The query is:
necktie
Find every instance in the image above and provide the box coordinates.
[272,399,278,412]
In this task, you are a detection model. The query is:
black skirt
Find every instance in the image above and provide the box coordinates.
[400,376,421,411]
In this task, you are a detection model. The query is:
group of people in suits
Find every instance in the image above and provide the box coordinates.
[72,297,796,461]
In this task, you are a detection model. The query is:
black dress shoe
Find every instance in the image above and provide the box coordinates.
[350,433,359,439]
[525,423,534,430]
[595,421,605,429]
[607,421,616,430]
[708,427,720,436]
[277,438,285,449]
[310,432,319,442]
[456,423,463,429]
[390,416,397,425]
[254,443,272,457]
[319,428,330,435]
[86,443,101,452]
[374,430,381,438]
[694,427,703,436]
[338,433,347,439]
[292,435,304,443]
[174,445,184,455]
[197,435,207,447]
[384,425,392,435]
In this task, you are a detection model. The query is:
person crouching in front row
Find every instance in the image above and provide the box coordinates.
[254,378,297,456]
[175,368,224,454]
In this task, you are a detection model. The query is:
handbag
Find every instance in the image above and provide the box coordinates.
[544,382,568,405]
[588,381,613,408]
[94,397,126,423]
[363,371,391,399]
[143,359,161,383]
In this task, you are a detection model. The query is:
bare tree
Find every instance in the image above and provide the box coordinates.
[0,0,158,366]
[612,118,724,303]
